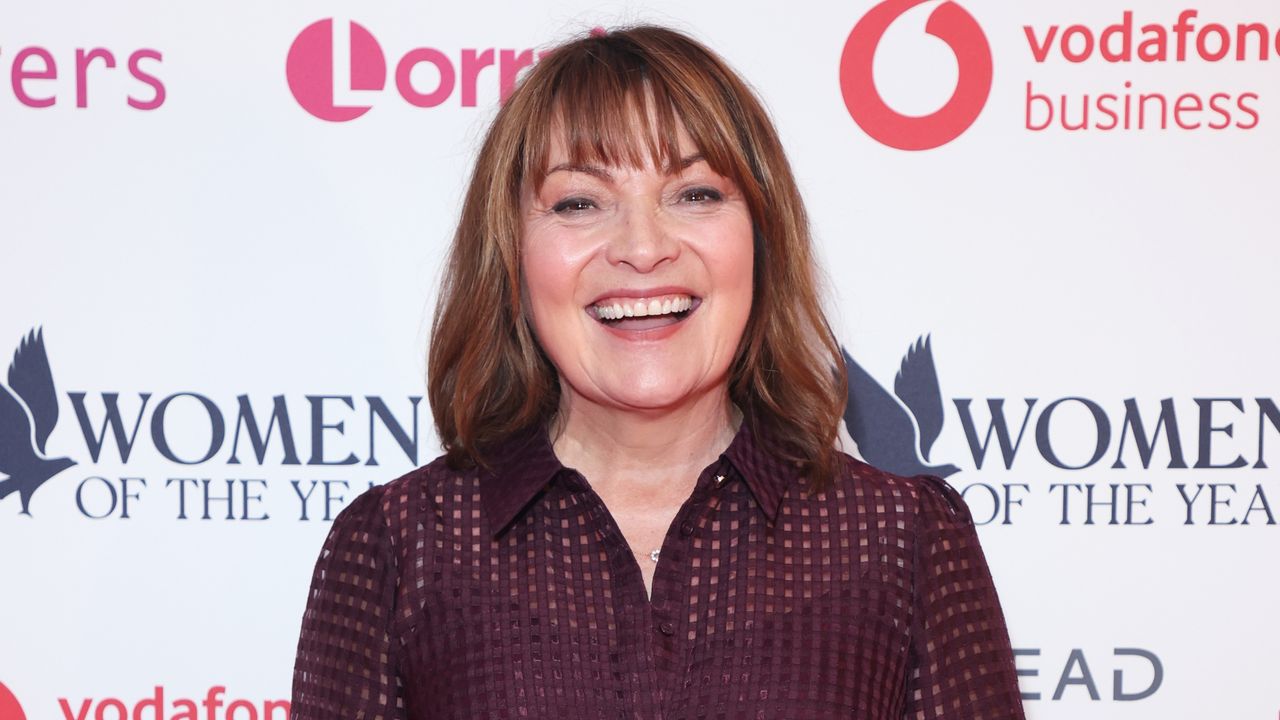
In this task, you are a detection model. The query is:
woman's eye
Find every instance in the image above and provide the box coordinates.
[682,187,723,203]
[552,197,595,214]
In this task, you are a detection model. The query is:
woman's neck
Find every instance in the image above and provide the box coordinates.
[549,386,742,500]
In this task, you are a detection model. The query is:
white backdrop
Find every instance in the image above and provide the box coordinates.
[2,1,1276,718]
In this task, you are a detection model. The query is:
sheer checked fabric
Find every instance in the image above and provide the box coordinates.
[290,417,1025,720]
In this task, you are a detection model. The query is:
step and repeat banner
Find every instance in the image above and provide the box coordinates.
[1,0,1276,718]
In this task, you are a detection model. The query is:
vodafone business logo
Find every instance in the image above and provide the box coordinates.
[842,4,1274,145]
[840,0,993,150]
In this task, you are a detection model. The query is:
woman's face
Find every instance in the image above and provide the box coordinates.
[519,118,754,417]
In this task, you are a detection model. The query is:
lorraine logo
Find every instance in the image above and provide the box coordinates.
[0,328,77,516]
[841,334,960,477]
[286,19,387,122]
[285,19,543,122]
[839,0,993,150]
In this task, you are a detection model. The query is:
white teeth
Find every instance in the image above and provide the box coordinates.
[593,294,693,320]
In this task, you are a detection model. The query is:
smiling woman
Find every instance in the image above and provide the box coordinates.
[520,108,756,455]
[430,26,846,490]
[290,22,1025,720]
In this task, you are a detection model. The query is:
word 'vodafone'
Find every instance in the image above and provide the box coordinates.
[58,686,286,720]
[1025,9,1280,63]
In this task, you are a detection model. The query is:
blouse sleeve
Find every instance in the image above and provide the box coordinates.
[902,474,1026,720]
[290,483,407,720]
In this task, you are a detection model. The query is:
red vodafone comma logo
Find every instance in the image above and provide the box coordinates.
[286,19,386,122]
[0,681,27,720]
[839,0,993,150]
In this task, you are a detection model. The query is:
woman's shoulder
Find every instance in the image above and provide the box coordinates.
[382,451,476,495]
[829,448,975,527]
[329,453,485,532]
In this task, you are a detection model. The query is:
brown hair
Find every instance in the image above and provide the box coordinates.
[428,23,849,492]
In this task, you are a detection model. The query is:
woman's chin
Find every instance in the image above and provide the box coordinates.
[581,379,707,414]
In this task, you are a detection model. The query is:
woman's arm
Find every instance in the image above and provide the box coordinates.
[290,483,407,720]
[901,474,1026,720]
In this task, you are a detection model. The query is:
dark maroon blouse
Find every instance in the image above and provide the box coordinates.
[290,417,1025,719]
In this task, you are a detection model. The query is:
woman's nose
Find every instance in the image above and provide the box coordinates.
[604,200,679,272]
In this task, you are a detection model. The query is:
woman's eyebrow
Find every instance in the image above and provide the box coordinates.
[546,153,705,181]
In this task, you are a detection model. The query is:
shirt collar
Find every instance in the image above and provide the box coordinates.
[480,413,797,537]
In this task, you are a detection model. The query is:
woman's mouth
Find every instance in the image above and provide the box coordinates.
[587,293,701,331]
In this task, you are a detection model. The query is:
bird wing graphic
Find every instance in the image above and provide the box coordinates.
[7,327,59,455]
[892,334,945,462]
[841,347,922,475]
[0,380,37,475]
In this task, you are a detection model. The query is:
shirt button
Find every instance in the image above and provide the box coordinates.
[658,621,675,636]
[680,520,695,536]
[714,474,726,488]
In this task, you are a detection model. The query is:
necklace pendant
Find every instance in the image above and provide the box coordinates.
[649,548,661,562]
